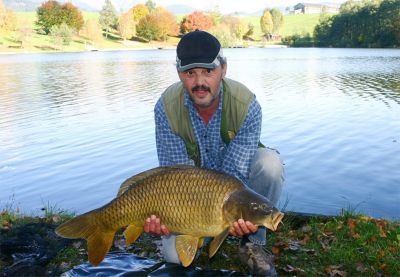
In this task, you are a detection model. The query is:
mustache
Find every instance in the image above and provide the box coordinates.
[192,85,210,92]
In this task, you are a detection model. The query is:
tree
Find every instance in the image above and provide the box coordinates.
[207,5,223,25]
[0,0,17,32]
[36,0,83,34]
[79,18,103,44]
[118,10,135,40]
[130,3,149,22]
[180,11,213,34]
[0,0,6,28]
[145,0,156,12]
[50,22,73,48]
[99,0,118,38]
[221,16,247,40]
[260,9,273,36]
[136,7,178,41]
[60,2,84,31]
[270,8,284,34]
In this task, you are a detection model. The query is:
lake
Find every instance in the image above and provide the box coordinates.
[0,48,399,219]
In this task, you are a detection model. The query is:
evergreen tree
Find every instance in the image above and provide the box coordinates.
[99,0,118,38]
[145,0,156,12]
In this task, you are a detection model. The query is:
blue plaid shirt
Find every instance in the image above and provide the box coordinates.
[154,82,262,184]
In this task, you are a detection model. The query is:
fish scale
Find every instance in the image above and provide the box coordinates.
[55,166,283,267]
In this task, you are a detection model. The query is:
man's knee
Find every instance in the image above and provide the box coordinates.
[251,148,284,181]
[249,148,284,205]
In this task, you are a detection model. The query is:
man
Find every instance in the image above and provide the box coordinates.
[146,30,284,275]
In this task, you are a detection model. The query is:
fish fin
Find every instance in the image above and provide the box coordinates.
[87,230,114,266]
[123,224,142,246]
[209,228,230,258]
[117,167,170,197]
[197,237,205,248]
[175,235,199,267]
[55,211,115,266]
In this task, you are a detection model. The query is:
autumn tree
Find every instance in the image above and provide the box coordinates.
[36,0,83,34]
[80,18,103,44]
[99,0,118,38]
[221,16,247,40]
[180,11,213,34]
[270,8,284,34]
[130,3,149,22]
[260,9,273,36]
[118,10,135,40]
[0,0,7,28]
[136,7,178,41]
[0,0,17,31]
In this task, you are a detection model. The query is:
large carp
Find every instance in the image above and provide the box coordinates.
[56,165,284,267]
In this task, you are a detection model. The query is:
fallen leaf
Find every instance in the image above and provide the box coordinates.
[347,218,358,231]
[356,262,369,272]
[378,249,385,258]
[299,234,310,245]
[271,246,280,255]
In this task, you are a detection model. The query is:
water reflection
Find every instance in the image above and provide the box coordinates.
[0,48,399,219]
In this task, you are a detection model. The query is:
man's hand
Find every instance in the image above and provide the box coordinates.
[229,219,258,237]
[143,215,170,236]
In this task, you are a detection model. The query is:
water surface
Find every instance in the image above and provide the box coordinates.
[1,48,399,219]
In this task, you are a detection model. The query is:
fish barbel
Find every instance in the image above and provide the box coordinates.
[55,165,284,267]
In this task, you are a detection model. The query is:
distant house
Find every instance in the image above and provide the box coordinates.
[293,3,340,14]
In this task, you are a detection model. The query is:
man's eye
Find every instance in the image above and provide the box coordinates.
[206,69,212,73]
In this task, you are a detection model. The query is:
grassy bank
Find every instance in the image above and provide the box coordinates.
[1,205,399,276]
[0,13,323,54]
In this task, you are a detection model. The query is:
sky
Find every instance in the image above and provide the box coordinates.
[82,0,347,14]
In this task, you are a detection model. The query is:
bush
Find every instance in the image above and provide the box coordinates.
[50,23,73,47]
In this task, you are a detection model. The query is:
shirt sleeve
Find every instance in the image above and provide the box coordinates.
[221,97,262,184]
[154,98,195,166]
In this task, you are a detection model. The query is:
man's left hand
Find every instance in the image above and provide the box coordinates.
[229,219,258,237]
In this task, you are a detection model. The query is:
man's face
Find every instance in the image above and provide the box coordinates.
[178,65,227,108]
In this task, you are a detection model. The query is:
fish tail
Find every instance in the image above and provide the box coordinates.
[55,211,115,266]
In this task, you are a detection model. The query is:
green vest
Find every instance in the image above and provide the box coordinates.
[162,78,261,166]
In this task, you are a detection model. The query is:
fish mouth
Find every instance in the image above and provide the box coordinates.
[264,211,284,231]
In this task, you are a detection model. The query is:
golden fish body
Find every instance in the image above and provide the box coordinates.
[56,166,284,267]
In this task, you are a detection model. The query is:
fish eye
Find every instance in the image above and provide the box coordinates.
[250,202,259,210]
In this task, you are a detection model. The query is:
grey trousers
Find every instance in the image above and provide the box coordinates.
[161,147,285,264]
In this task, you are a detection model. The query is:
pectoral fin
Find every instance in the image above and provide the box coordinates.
[123,224,142,246]
[209,228,229,258]
[175,235,199,267]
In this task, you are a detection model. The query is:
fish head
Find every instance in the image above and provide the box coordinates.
[224,189,284,231]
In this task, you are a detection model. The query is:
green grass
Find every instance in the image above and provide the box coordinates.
[0,12,328,54]
[1,201,399,276]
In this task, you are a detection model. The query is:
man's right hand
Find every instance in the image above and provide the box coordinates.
[144,215,170,236]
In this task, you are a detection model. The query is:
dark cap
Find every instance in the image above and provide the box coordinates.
[176,30,225,72]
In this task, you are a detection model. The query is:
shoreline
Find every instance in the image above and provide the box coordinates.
[1,210,398,276]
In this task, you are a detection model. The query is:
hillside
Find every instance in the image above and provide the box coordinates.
[0,12,323,54]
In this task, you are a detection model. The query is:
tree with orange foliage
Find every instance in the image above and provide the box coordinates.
[36,0,83,34]
[180,11,213,34]
[137,7,178,41]
[118,11,135,40]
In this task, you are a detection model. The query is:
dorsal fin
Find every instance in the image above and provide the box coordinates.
[116,165,196,197]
